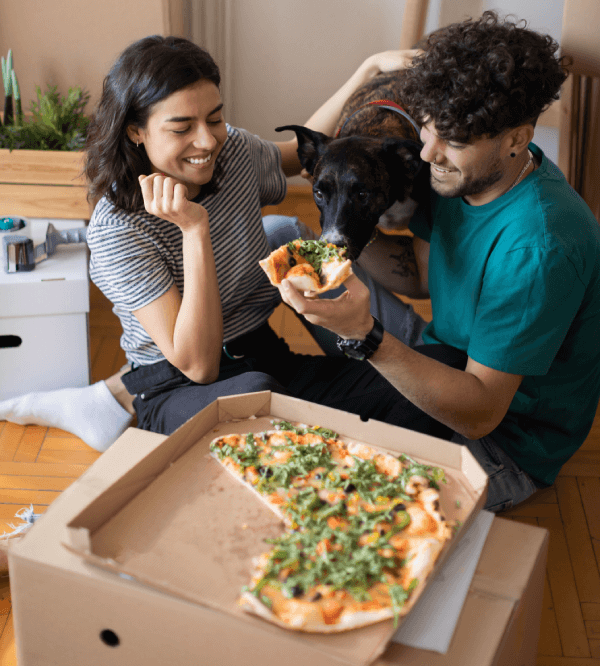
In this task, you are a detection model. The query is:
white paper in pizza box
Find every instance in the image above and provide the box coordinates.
[63,391,488,666]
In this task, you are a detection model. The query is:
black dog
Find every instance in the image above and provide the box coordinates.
[276,72,429,260]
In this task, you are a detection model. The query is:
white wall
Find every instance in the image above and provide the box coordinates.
[0,0,170,112]
[202,0,565,171]
[226,0,409,139]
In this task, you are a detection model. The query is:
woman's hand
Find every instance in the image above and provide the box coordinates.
[139,173,208,233]
[303,49,423,139]
[363,49,423,78]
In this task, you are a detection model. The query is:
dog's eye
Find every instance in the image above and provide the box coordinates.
[314,189,324,201]
[357,191,368,200]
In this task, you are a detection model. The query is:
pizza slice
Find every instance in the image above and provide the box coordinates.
[239,535,444,632]
[259,239,353,294]
[209,426,338,524]
[209,421,453,633]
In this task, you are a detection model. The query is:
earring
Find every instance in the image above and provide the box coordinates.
[137,141,140,147]
[510,152,516,157]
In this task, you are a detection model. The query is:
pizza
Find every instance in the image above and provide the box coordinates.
[259,239,353,294]
[209,421,453,633]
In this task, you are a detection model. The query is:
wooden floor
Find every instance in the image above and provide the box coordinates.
[1,189,599,665]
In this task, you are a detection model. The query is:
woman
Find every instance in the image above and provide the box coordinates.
[0,38,438,447]
[85,35,293,435]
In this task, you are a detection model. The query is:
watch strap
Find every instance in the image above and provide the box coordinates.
[336,317,384,361]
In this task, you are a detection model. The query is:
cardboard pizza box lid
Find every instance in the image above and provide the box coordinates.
[61,392,487,666]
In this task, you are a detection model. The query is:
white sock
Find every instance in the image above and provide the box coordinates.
[0,381,133,452]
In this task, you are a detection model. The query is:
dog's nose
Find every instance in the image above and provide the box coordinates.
[320,231,346,248]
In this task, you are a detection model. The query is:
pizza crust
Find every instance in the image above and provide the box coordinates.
[239,590,394,633]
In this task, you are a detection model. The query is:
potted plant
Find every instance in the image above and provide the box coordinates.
[0,50,91,219]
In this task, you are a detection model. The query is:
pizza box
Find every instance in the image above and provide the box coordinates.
[9,391,495,666]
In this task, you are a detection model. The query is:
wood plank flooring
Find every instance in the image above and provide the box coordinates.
[1,188,599,665]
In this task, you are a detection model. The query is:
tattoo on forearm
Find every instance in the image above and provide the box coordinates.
[390,236,417,278]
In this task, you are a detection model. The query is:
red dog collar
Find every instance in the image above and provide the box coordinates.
[335,99,421,142]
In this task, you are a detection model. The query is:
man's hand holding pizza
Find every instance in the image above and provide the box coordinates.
[280,274,374,341]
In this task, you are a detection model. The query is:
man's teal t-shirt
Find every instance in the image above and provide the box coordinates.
[409,144,600,486]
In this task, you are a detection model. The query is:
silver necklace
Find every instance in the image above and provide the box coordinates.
[506,150,533,194]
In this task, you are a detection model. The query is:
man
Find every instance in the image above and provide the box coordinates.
[278,12,600,511]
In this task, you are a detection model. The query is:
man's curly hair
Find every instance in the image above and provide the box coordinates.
[399,11,569,143]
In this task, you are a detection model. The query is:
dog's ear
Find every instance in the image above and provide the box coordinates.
[381,138,422,177]
[275,125,330,175]
[382,138,431,208]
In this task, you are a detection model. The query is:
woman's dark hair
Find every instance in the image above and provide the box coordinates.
[85,35,221,212]
[399,11,569,143]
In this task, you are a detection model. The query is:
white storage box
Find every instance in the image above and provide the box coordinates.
[0,217,90,400]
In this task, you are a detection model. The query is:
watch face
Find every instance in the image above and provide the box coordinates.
[342,347,366,361]
[335,318,383,362]
[336,338,367,361]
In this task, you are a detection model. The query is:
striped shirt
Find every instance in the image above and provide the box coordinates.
[87,125,287,366]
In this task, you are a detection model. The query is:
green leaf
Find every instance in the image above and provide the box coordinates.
[270,420,339,440]
[1,56,10,96]
[10,70,20,101]
[389,579,419,627]
[0,82,89,150]
[288,239,348,275]
[399,453,447,490]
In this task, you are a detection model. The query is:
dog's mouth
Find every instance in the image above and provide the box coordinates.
[319,236,361,262]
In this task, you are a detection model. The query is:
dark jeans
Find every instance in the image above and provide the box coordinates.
[122,322,293,435]
[451,432,542,512]
[122,322,468,440]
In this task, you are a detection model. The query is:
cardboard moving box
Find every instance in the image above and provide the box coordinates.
[8,392,547,666]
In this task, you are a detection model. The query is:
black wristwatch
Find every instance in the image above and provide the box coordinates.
[336,317,384,361]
